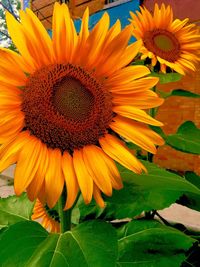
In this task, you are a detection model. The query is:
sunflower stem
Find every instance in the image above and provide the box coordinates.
[58,190,71,233]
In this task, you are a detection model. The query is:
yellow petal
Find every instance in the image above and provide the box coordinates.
[114,40,142,72]
[113,106,163,126]
[52,3,74,62]
[6,11,37,70]
[81,12,110,68]
[73,149,93,204]
[14,135,42,195]
[0,131,29,173]
[82,145,113,196]
[109,77,159,94]
[26,143,49,201]
[78,7,89,45]
[44,148,64,208]
[18,10,51,66]
[95,25,133,77]
[62,152,79,210]
[110,116,164,154]
[100,134,146,173]
[112,91,164,109]
[93,183,105,208]
[106,65,150,86]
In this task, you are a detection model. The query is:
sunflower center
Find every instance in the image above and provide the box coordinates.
[53,77,94,121]
[22,64,113,152]
[143,29,180,62]
[154,34,174,52]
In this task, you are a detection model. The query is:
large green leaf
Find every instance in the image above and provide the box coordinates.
[0,193,34,229]
[117,220,195,267]
[0,221,48,266]
[0,220,118,267]
[151,72,182,84]
[104,161,200,219]
[166,121,200,154]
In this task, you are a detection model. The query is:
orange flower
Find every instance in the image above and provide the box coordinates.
[130,3,200,74]
[0,3,164,209]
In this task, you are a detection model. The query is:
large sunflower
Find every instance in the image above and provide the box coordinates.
[32,199,60,233]
[0,3,164,209]
[130,3,200,74]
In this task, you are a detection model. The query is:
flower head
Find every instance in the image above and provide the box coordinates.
[0,3,164,209]
[130,3,200,74]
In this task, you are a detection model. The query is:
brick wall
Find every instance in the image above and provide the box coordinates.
[154,68,200,174]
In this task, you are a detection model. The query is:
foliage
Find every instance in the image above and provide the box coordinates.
[150,72,182,84]
[117,220,195,267]
[0,1,200,266]
[0,0,20,48]
[166,121,200,154]
[0,193,34,229]
[0,220,118,267]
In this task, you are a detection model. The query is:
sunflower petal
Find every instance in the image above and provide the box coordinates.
[26,143,49,201]
[99,134,146,173]
[73,149,93,204]
[44,148,64,208]
[110,116,164,154]
[62,152,79,210]
[93,183,105,208]
[82,145,113,196]
[14,135,42,195]
[113,105,163,126]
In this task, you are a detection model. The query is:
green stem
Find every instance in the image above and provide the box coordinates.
[58,190,71,233]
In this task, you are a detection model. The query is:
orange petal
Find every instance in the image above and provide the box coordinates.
[113,106,163,126]
[0,131,30,173]
[14,135,42,195]
[62,152,79,210]
[52,3,74,62]
[73,149,93,204]
[44,148,64,208]
[93,183,105,208]
[99,134,146,173]
[110,116,164,154]
[82,145,113,196]
[26,143,49,201]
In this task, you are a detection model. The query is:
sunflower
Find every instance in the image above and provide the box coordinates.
[32,199,60,233]
[130,3,200,74]
[0,3,164,210]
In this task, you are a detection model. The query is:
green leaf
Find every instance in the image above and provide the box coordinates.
[170,89,200,98]
[151,72,182,84]
[0,220,118,267]
[0,221,48,266]
[104,161,200,219]
[0,193,34,229]
[185,172,200,189]
[79,198,105,222]
[177,172,200,212]
[157,89,200,99]
[166,121,200,154]
[117,220,195,267]
[158,89,200,99]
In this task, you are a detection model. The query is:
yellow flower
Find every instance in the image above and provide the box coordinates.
[0,3,164,209]
[130,3,200,74]
[32,199,60,233]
